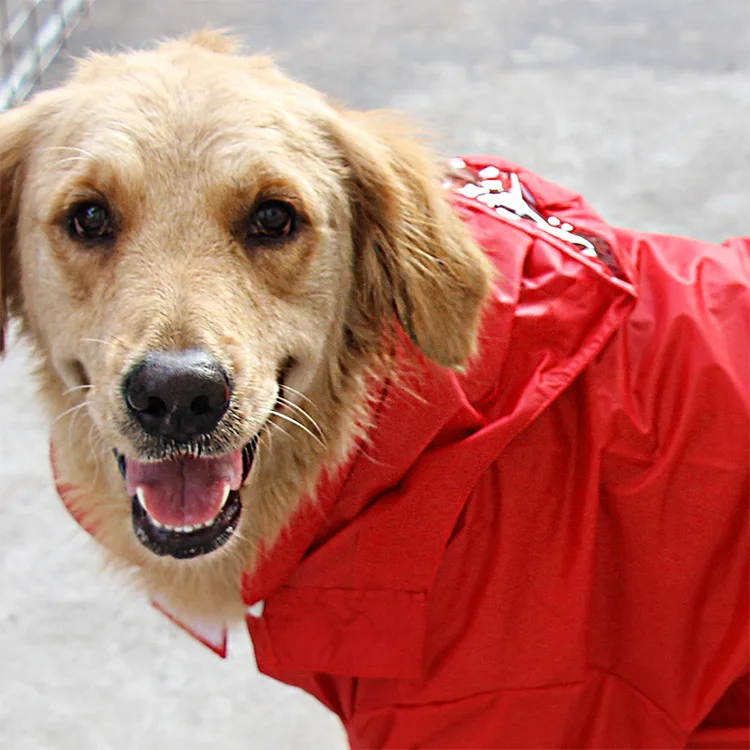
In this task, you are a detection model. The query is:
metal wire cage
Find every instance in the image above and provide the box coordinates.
[0,0,94,109]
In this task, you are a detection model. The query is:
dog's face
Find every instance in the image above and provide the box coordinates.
[0,32,491,617]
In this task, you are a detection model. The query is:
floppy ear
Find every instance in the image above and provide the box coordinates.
[0,92,61,354]
[331,110,494,370]
[0,102,38,354]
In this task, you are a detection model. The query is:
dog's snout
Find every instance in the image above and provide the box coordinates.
[124,350,231,441]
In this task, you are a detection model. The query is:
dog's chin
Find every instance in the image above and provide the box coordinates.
[115,438,257,561]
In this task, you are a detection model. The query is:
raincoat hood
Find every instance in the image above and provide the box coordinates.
[53,156,749,749]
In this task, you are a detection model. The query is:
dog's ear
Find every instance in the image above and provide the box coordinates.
[0,96,52,354]
[331,110,493,370]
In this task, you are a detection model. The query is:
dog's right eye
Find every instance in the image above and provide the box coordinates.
[246,200,297,242]
[68,202,114,243]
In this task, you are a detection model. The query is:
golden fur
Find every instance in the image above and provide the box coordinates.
[0,31,493,621]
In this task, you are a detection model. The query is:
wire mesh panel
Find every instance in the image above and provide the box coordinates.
[0,0,94,109]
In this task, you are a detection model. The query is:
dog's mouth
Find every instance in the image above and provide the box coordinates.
[116,439,257,560]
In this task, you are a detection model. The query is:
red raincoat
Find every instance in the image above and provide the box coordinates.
[55,156,749,749]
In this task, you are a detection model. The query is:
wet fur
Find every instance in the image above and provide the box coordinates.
[0,31,493,622]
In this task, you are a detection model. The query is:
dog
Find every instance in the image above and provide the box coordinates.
[1,31,748,749]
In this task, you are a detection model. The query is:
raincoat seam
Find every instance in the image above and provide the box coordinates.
[592,667,688,738]
[358,668,686,735]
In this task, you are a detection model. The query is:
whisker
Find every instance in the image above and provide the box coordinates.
[62,383,94,397]
[67,402,84,456]
[86,424,103,489]
[51,401,88,426]
[254,428,273,469]
[40,145,96,159]
[56,156,93,166]
[263,408,326,448]
[275,394,314,416]
[265,419,296,445]
[279,384,319,411]
[275,395,324,438]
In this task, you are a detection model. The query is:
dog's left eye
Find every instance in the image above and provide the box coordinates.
[68,201,114,242]
[247,200,296,240]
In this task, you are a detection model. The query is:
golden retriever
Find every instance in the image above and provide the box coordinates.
[0,30,493,622]
[4,29,750,749]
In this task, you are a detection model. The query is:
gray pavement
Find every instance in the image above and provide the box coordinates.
[1,1,749,748]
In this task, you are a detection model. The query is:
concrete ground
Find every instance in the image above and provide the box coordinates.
[1,1,748,748]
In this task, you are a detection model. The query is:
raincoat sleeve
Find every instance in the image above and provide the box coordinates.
[686,236,750,750]
[593,230,750,748]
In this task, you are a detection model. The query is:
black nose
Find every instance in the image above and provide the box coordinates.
[124,350,231,441]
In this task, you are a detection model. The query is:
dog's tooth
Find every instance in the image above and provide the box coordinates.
[219,483,231,509]
[168,524,194,533]
[135,487,148,511]
[152,519,164,529]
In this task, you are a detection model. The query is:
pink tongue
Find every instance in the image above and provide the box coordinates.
[125,449,244,527]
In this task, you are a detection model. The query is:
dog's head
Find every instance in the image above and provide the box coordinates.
[0,31,492,616]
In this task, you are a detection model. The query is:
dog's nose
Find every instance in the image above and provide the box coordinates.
[124,350,231,440]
